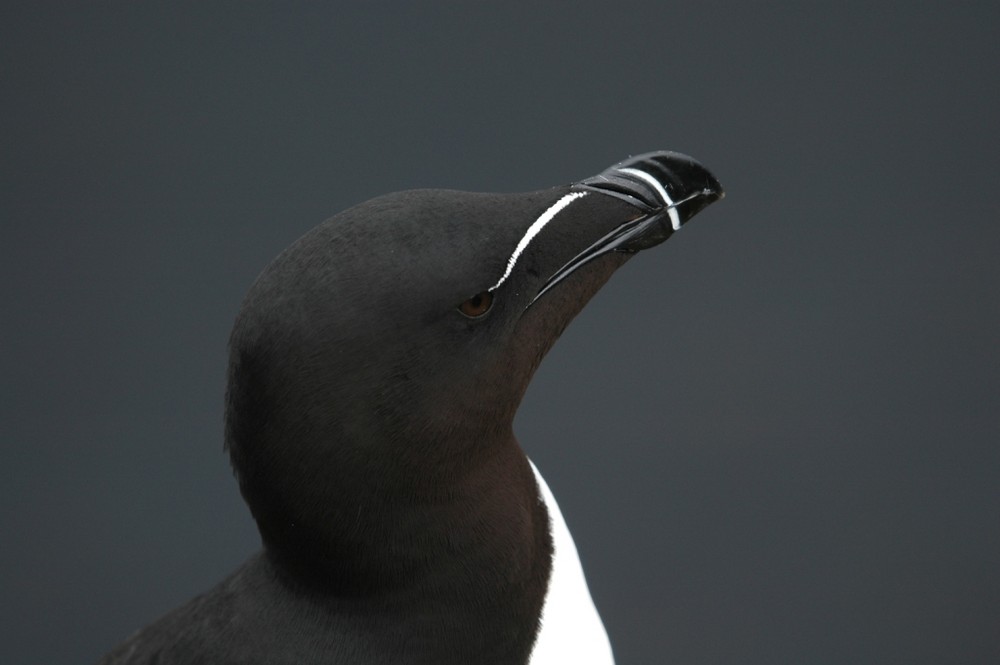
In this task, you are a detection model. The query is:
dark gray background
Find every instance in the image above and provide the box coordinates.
[3,3,998,664]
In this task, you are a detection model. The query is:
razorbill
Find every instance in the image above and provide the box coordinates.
[97,151,723,665]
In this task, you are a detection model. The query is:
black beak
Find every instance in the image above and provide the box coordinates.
[530,151,724,305]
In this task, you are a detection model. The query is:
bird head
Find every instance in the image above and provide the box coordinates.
[223,151,723,575]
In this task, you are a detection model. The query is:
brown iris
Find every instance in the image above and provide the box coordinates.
[458,291,494,318]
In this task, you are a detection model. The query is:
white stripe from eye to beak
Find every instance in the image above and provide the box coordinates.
[489,191,589,292]
[617,167,681,231]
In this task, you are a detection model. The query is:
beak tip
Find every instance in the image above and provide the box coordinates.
[579,150,724,215]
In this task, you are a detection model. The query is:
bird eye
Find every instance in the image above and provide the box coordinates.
[458,291,494,318]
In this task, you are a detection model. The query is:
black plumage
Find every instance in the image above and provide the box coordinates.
[99,152,722,665]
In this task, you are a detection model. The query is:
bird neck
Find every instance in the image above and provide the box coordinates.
[259,435,553,662]
[263,433,551,592]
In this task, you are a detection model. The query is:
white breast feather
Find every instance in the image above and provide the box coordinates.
[528,459,615,665]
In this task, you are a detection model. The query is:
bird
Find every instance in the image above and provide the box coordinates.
[97,151,723,665]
